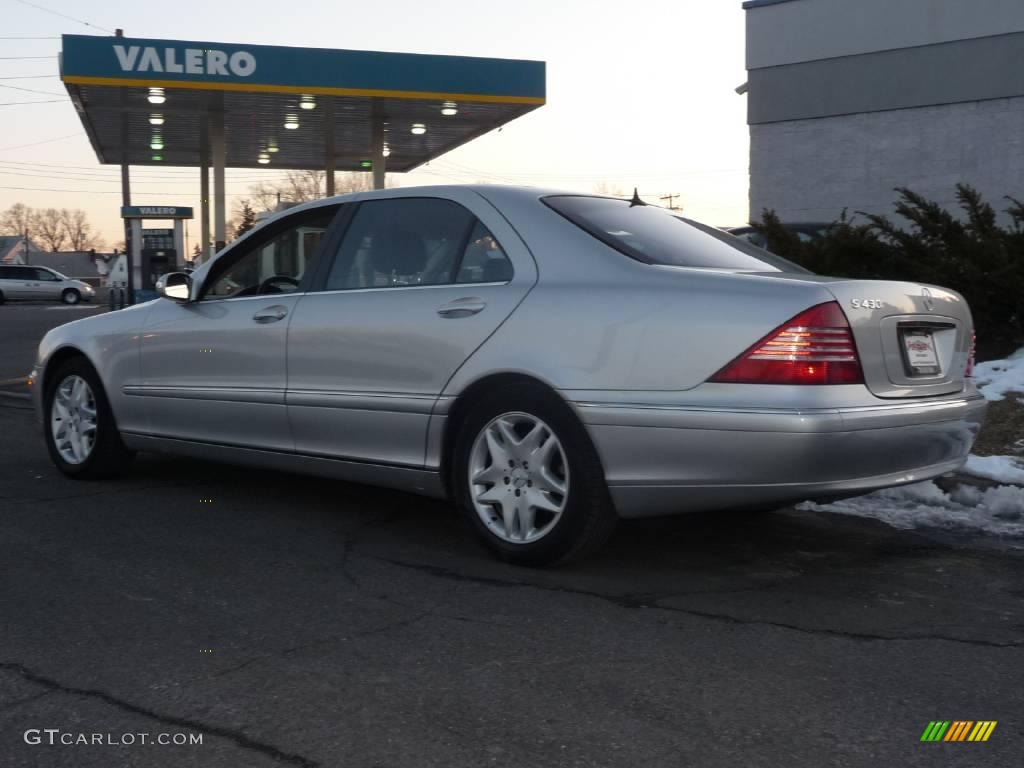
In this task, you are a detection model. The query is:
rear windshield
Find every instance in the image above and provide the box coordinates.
[543,195,811,273]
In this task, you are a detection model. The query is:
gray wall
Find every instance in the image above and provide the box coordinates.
[748,97,1024,223]
[746,0,1024,69]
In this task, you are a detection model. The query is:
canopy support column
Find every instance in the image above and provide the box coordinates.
[199,123,210,263]
[372,116,386,190]
[210,110,227,251]
[324,97,336,197]
[120,112,135,305]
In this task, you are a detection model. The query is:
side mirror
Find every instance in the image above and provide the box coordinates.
[156,272,193,302]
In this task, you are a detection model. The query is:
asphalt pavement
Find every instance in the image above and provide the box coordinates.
[1,303,1021,767]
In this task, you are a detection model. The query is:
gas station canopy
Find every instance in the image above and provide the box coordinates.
[60,34,546,172]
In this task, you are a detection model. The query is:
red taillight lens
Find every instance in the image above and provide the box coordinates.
[710,301,864,385]
[965,331,976,377]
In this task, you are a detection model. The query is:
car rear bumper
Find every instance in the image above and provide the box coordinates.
[572,394,988,518]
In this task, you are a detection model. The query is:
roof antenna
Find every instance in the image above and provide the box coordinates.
[629,187,647,207]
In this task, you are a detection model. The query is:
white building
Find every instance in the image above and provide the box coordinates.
[744,0,1024,223]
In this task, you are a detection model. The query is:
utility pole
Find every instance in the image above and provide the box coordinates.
[23,227,30,265]
[659,193,681,211]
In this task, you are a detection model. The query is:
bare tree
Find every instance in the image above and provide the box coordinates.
[592,182,626,198]
[31,208,67,252]
[248,170,378,211]
[61,208,103,251]
[0,203,32,236]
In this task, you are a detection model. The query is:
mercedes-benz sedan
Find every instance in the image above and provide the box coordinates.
[31,186,987,565]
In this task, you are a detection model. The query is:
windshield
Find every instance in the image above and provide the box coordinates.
[543,195,811,273]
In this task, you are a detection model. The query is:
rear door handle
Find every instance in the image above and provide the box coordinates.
[253,305,288,324]
[437,297,486,318]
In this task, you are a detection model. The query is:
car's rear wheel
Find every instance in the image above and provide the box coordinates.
[44,358,134,479]
[454,382,617,566]
[61,288,81,305]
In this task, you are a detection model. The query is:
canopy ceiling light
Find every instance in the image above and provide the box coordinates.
[300,94,316,110]
[149,136,164,150]
[284,115,299,130]
[441,101,458,116]
[147,87,165,104]
[410,123,426,135]
[149,114,164,126]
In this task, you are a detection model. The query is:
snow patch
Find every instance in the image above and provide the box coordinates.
[973,347,1024,401]
[964,454,1024,485]
[798,481,1024,537]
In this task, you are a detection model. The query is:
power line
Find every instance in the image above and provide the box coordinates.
[0,98,62,105]
[0,82,62,95]
[0,55,58,60]
[12,0,114,34]
[0,36,60,40]
[0,184,253,197]
[0,74,57,79]
[0,132,82,151]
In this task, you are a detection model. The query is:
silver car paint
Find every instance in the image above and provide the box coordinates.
[32,185,987,517]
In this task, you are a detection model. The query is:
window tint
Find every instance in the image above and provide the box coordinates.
[544,196,811,273]
[33,268,59,281]
[1,266,32,279]
[325,198,477,290]
[203,206,338,299]
[456,221,513,284]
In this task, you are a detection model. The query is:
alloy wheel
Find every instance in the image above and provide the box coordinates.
[50,375,98,464]
[468,411,569,544]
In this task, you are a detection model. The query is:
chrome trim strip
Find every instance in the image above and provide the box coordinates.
[122,385,283,404]
[303,281,509,297]
[573,395,984,417]
[287,390,438,414]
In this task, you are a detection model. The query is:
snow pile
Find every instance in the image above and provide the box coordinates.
[973,347,1024,402]
[964,454,1024,484]
[798,481,1024,537]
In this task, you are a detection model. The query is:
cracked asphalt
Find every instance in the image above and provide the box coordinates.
[1,305,1022,767]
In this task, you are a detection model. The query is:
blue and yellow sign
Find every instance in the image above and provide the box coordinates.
[61,34,546,105]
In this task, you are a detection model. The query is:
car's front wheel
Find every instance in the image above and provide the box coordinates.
[44,358,134,479]
[454,383,617,566]
[61,288,81,305]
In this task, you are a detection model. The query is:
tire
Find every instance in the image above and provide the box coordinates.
[61,288,81,305]
[43,357,134,480]
[453,382,617,566]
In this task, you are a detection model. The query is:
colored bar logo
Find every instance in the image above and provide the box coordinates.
[920,721,997,742]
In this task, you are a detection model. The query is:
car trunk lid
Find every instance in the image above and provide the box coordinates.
[745,275,972,398]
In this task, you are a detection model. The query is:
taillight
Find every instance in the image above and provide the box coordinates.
[965,331,976,377]
[710,301,864,385]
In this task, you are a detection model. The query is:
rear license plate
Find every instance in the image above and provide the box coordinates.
[902,330,940,376]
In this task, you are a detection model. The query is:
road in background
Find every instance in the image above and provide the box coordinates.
[0,302,107,384]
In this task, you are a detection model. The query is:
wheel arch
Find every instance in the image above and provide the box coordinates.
[440,372,583,497]
[42,346,98,394]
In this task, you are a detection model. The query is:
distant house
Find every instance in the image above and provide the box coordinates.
[0,235,44,264]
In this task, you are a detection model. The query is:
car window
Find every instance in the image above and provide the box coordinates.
[3,266,31,279]
[544,195,811,273]
[202,206,339,300]
[456,221,513,284]
[324,198,478,290]
[33,269,59,281]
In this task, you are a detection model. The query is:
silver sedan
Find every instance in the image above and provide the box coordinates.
[31,186,987,565]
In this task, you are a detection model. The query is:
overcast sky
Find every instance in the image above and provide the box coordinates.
[0,0,750,248]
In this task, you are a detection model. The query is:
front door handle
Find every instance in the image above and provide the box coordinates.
[253,305,288,324]
[437,297,486,318]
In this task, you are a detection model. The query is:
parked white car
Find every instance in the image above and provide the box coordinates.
[0,265,95,304]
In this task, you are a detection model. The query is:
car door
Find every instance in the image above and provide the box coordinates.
[136,204,342,450]
[286,190,537,467]
[0,266,28,298]
[31,268,62,299]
